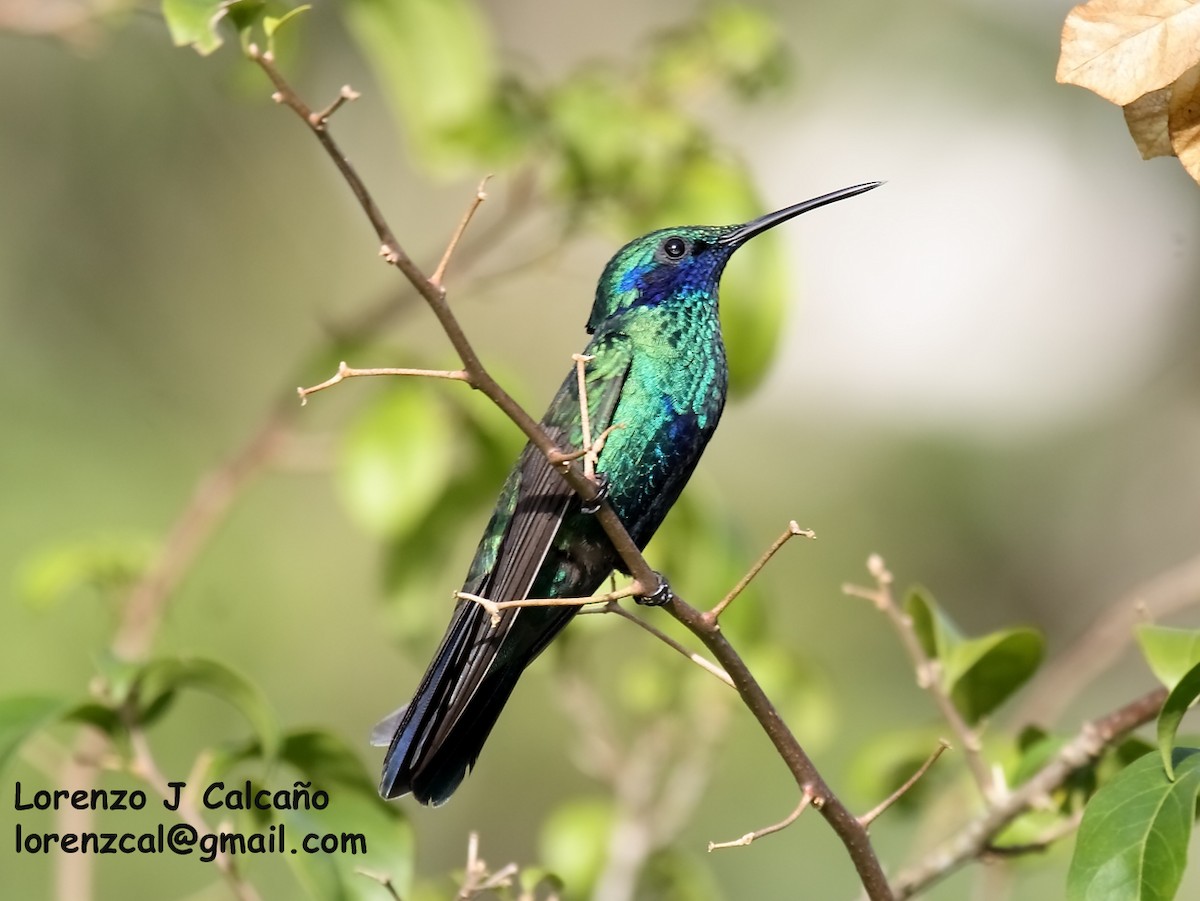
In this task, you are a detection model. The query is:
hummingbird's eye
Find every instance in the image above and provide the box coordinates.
[661,236,688,260]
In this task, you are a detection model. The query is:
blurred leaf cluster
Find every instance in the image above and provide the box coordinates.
[1,657,413,899]
[167,0,793,393]
[4,0,1195,898]
[0,0,823,898]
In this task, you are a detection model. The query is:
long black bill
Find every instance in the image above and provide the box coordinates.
[718,181,883,246]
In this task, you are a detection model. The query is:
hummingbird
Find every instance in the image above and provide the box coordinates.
[375,181,881,805]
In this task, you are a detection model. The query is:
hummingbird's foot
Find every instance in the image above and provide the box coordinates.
[635,571,674,607]
[580,473,609,514]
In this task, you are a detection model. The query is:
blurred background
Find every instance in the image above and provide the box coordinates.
[1,0,1198,898]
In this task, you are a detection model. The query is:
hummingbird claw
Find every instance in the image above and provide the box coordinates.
[636,571,673,607]
[580,473,609,514]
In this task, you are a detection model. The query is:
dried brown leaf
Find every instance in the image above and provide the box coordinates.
[1058,0,1200,106]
[1124,88,1174,158]
[1168,64,1200,182]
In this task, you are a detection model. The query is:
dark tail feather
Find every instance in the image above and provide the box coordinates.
[377,605,527,806]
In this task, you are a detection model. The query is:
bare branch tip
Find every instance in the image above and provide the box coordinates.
[867,553,892,584]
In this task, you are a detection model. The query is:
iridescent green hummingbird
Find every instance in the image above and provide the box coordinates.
[376,181,881,805]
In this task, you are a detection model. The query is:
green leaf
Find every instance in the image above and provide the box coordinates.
[345,0,497,168]
[0,696,70,774]
[1068,747,1200,901]
[941,626,1044,724]
[208,728,413,898]
[263,2,309,38]
[1137,625,1200,689]
[162,0,264,55]
[1158,661,1200,779]
[636,847,722,901]
[18,535,152,609]
[277,730,413,900]
[903,586,1043,724]
[133,657,280,757]
[539,797,615,894]
[904,585,963,661]
[337,384,457,540]
[650,3,789,99]
[0,696,123,776]
[1011,726,1068,788]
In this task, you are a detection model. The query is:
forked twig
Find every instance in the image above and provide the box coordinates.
[310,85,360,128]
[457,584,641,627]
[708,788,814,851]
[298,361,468,404]
[594,600,734,687]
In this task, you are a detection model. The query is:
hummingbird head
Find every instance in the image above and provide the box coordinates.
[587,181,882,334]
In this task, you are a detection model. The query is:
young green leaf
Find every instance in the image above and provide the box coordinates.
[1158,661,1200,779]
[1068,747,1200,901]
[18,535,152,609]
[0,695,126,775]
[941,626,1044,725]
[263,3,309,38]
[904,585,963,660]
[162,0,264,55]
[276,730,413,900]
[0,696,71,774]
[539,797,616,894]
[1137,625,1200,689]
[904,586,1043,723]
[133,657,280,757]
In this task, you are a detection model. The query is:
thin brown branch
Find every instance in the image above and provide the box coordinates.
[858,739,952,828]
[708,788,814,851]
[547,423,624,465]
[251,57,894,900]
[593,600,734,687]
[572,353,598,479]
[249,46,407,272]
[665,596,891,897]
[890,686,1166,899]
[706,520,814,622]
[456,584,640,628]
[457,832,519,900]
[431,175,492,287]
[298,361,468,404]
[310,84,360,128]
[844,554,997,803]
